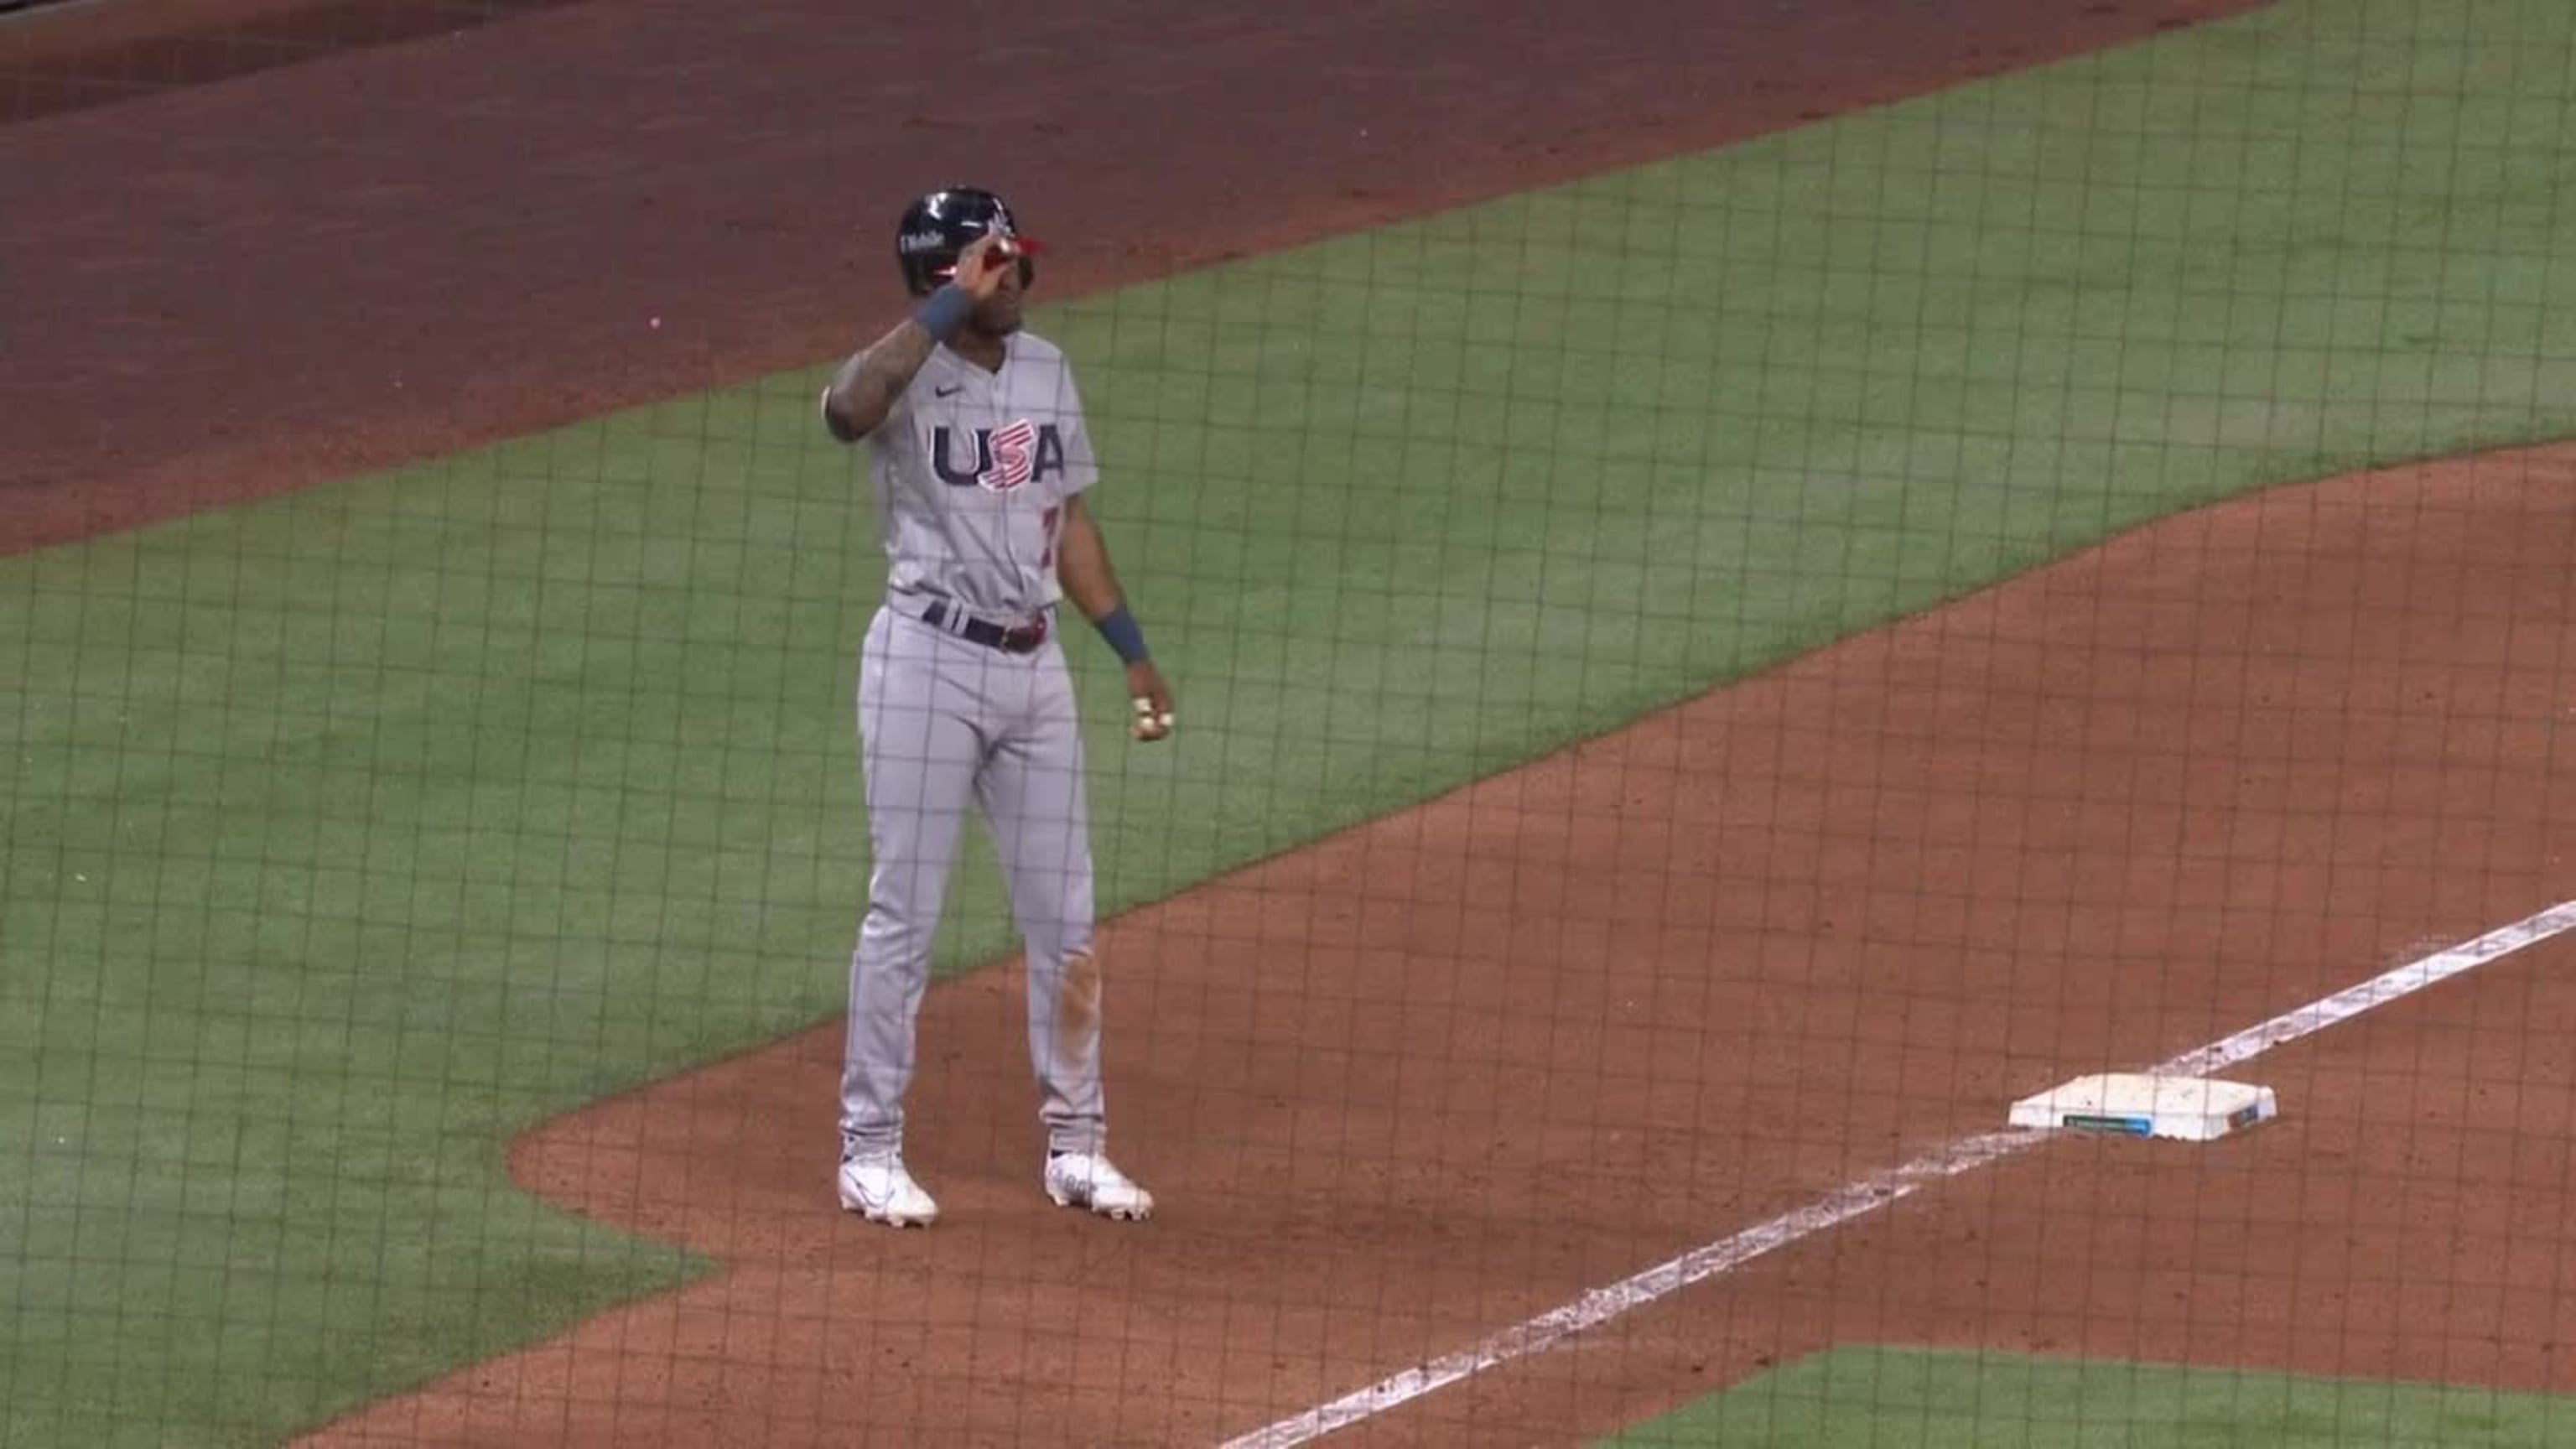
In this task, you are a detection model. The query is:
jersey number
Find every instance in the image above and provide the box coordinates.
[1040,506,1062,569]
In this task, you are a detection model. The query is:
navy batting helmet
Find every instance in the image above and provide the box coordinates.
[895,186,1038,297]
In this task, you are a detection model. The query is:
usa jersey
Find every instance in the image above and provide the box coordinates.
[833,330,1101,622]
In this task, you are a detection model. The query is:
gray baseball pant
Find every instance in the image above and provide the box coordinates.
[839,605,1105,1161]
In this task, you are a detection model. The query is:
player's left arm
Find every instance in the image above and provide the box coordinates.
[1055,494,1174,742]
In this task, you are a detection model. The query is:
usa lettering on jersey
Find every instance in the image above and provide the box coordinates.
[932,421,1067,493]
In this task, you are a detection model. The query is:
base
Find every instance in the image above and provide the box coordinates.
[2006,1072,2278,1142]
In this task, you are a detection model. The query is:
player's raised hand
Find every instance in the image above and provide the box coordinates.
[946,232,1015,300]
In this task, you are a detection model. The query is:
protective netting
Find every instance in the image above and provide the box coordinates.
[7,2,2576,1446]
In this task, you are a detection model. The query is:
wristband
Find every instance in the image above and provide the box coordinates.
[912,283,973,341]
[1094,604,1150,665]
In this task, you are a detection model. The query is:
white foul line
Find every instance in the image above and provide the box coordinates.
[1217,900,2576,1449]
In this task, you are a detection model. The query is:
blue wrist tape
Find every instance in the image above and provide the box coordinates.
[1095,604,1150,664]
[912,284,973,340]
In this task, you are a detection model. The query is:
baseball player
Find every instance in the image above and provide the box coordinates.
[818,186,1171,1228]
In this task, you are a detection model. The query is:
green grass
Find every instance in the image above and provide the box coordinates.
[9,0,2576,1441]
[1599,1347,2576,1446]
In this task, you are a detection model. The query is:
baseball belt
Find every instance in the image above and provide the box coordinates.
[916,597,1051,655]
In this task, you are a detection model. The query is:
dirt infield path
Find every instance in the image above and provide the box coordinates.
[303,451,2576,1446]
[0,0,580,125]
[1,0,2262,554]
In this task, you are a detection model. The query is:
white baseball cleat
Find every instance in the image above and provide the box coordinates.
[838,1151,939,1228]
[1044,1151,1155,1221]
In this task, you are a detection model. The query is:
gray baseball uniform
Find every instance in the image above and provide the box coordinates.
[826,330,1109,1161]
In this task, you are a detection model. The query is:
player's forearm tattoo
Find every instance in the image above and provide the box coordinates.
[823,321,939,441]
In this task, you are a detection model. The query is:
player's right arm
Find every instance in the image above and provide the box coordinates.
[820,233,1010,443]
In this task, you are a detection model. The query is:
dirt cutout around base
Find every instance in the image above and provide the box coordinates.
[300,451,2576,1448]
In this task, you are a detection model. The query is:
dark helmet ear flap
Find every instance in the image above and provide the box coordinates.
[893,203,957,296]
